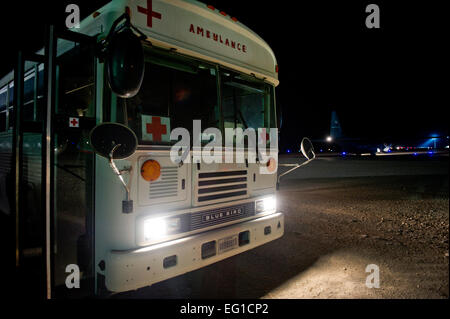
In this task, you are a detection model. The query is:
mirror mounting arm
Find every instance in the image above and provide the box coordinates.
[277,137,316,185]
[277,157,314,184]
[109,144,134,213]
[97,11,150,62]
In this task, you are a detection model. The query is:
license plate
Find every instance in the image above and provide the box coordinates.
[218,235,238,254]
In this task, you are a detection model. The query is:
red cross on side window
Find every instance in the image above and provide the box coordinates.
[146,117,167,141]
[69,117,79,127]
[137,0,162,28]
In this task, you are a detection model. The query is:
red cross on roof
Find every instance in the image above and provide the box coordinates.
[137,0,162,28]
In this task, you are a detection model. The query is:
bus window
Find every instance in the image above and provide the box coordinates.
[24,71,35,104]
[221,69,276,147]
[123,50,219,145]
[0,87,6,132]
[8,82,14,106]
[23,71,35,122]
[221,70,274,130]
[58,45,95,117]
[0,86,6,111]
[0,113,5,132]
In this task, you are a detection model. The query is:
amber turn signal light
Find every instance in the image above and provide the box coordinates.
[266,157,277,173]
[141,159,161,182]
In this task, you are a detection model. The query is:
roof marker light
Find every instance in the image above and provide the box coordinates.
[220,11,227,16]
[207,5,215,10]
[231,17,238,22]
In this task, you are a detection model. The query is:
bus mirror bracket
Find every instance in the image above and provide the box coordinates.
[277,137,315,188]
[89,123,138,213]
[97,12,148,62]
[97,11,148,99]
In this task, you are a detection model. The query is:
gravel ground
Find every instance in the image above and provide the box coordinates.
[116,156,449,299]
[266,174,449,298]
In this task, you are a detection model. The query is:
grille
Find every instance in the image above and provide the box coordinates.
[148,166,178,199]
[190,202,255,230]
[197,170,247,203]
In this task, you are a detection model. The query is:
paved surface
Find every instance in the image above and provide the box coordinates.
[113,154,449,299]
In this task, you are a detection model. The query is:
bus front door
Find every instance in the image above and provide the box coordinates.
[13,26,97,298]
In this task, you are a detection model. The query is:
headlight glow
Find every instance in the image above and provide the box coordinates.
[255,196,276,213]
[144,217,181,240]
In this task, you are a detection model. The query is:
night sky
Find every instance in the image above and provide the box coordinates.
[1,0,447,151]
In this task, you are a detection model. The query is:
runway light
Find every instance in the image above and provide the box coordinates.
[413,152,418,156]
[287,149,291,153]
[342,152,347,156]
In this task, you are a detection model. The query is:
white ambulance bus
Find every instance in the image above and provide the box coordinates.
[1,0,300,297]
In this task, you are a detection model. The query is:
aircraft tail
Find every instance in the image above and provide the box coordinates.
[330,111,342,139]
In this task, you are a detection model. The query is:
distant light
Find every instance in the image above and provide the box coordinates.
[342,152,347,156]
[413,152,418,156]
[326,136,333,142]
[287,149,291,153]
[428,151,433,155]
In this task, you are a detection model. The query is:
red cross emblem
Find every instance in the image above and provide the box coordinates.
[137,0,162,28]
[146,116,167,142]
[69,117,79,128]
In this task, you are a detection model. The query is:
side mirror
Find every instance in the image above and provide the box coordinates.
[106,27,145,98]
[89,122,137,159]
[89,123,138,213]
[301,137,315,160]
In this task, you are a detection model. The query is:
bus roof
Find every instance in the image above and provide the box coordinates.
[80,0,279,86]
[1,0,279,87]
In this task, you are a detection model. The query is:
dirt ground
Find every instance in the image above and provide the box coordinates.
[117,158,449,299]
[264,174,449,298]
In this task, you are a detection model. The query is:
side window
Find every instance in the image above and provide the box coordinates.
[8,83,14,130]
[0,86,7,132]
[23,71,35,122]
[57,44,95,117]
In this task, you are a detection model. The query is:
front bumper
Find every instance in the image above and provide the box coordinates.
[105,212,284,292]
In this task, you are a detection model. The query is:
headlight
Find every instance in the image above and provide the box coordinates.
[143,217,181,240]
[255,196,276,213]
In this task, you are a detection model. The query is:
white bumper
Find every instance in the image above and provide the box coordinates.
[105,212,284,292]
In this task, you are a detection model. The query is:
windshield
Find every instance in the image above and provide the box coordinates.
[221,69,275,131]
[123,48,219,145]
[114,47,276,146]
